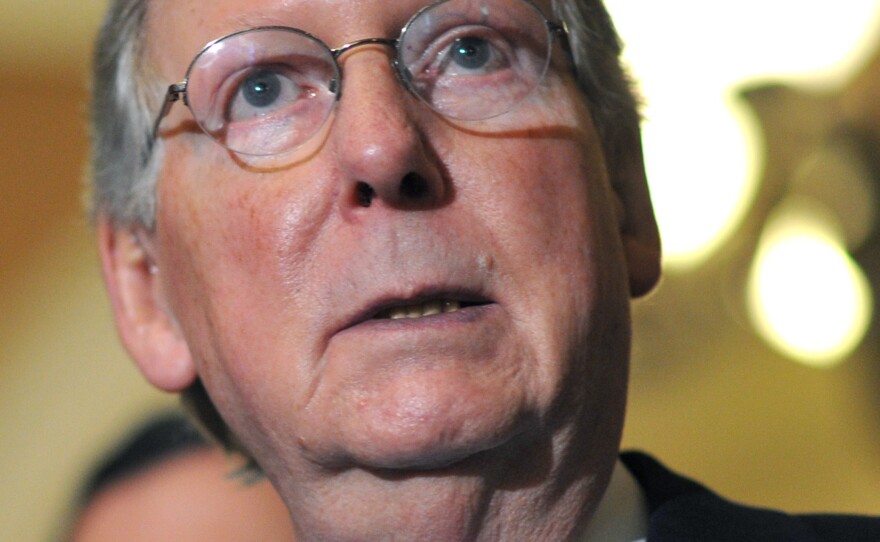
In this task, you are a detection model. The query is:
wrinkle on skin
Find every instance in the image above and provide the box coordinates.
[127,0,650,538]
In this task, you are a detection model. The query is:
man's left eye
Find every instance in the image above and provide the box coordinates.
[436,29,512,78]
[449,36,493,70]
[426,27,513,78]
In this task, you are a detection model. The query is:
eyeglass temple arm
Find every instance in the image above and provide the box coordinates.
[548,21,570,53]
[144,82,187,162]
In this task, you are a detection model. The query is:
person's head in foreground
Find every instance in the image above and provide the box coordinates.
[67,413,294,542]
[92,0,667,539]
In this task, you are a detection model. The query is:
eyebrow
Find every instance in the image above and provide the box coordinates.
[225,3,423,44]
[231,12,298,29]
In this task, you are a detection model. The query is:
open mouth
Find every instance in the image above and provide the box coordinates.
[337,289,496,333]
[373,300,489,320]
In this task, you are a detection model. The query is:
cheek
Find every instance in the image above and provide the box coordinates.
[455,131,615,271]
[153,160,333,457]
[156,171,270,318]
[439,133,616,393]
[443,79,618,267]
[153,154,325,389]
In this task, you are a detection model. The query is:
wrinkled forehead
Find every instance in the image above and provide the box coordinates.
[144,0,556,78]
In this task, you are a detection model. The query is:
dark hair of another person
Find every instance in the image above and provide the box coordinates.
[74,412,209,509]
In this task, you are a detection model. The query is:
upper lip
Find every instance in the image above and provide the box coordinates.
[338,286,494,333]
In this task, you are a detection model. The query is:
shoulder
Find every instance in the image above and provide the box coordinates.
[620,451,880,542]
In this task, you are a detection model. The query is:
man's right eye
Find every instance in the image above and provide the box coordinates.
[241,70,284,108]
[225,66,305,122]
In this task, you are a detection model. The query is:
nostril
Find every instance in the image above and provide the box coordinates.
[400,172,429,200]
[356,182,375,207]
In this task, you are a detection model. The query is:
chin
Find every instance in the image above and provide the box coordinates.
[331,376,537,473]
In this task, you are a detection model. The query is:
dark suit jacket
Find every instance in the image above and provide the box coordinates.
[620,452,880,541]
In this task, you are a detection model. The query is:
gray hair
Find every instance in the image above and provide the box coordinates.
[89,0,640,454]
[90,0,160,228]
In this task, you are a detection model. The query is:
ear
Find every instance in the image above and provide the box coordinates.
[97,216,197,392]
[608,128,662,298]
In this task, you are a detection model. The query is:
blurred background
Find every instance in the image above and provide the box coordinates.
[2,1,879,540]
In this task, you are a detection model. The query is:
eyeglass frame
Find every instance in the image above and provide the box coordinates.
[145,0,570,159]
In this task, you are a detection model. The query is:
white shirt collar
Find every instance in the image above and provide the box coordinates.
[579,459,649,542]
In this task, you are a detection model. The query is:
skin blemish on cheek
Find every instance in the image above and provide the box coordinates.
[476,254,496,274]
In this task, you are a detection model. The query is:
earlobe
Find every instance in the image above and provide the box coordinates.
[97,216,197,392]
[623,235,662,298]
[607,129,662,298]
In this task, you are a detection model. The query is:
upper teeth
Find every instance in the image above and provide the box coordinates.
[380,301,462,320]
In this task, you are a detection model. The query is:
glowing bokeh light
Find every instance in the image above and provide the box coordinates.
[747,202,873,366]
[605,0,880,269]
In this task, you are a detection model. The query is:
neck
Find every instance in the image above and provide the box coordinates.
[278,436,617,541]
[290,469,609,541]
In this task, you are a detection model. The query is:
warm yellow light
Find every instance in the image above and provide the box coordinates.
[747,203,873,367]
[605,0,880,269]
[640,95,760,269]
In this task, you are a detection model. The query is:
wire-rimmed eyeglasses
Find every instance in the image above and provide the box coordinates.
[148,0,568,157]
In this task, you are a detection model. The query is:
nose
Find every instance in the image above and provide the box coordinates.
[330,45,447,213]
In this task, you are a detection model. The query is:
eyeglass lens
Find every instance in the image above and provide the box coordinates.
[181,0,554,156]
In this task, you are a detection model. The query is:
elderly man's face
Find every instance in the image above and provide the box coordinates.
[105,0,659,523]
